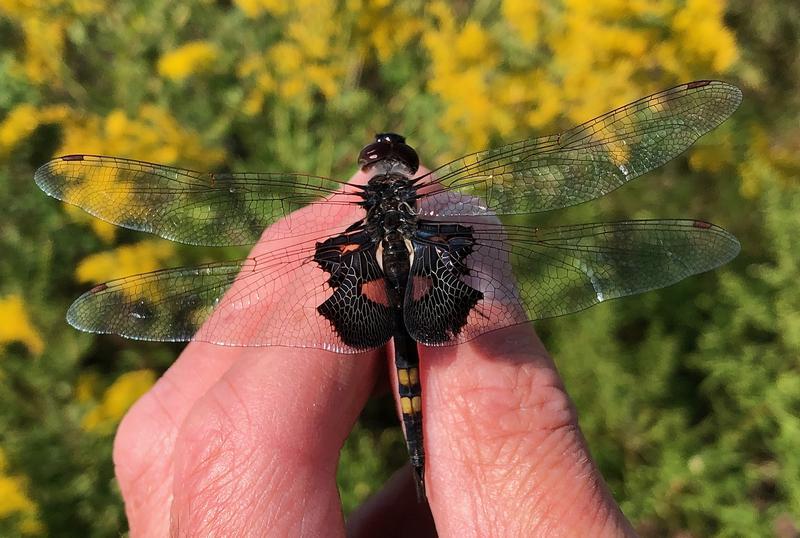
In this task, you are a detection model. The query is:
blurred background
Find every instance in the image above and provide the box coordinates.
[1,0,798,535]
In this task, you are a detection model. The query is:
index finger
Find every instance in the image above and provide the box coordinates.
[114,170,381,536]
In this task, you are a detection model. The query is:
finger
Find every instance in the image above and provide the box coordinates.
[420,324,637,536]
[346,465,436,538]
[114,170,372,536]
[170,344,379,536]
[113,342,250,537]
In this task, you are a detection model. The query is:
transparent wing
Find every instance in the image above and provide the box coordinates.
[417,80,742,217]
[66,230,393,353]
[405,219,740,345]
[34,154,363,246]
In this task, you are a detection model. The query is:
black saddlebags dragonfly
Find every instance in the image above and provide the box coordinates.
[35,80,741,501]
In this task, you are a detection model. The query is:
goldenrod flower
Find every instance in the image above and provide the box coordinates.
[62,204,118,243]
[737,127,798,199]
[157,41,220,82]
[81,370,157,433]
[234,0,289,18]
[235,0,349,111]
[0,295,44,355]
[75,240,176,284]
[75,372,101,403]
[502,0,540,45]
[57,106,225,169]
[0,103,71,155]
[424,2,509,148]
[672,0,738,73]
[20,17,66,84]
[0,449,43,535]
[353,0,423,61]
[0,104,39,155]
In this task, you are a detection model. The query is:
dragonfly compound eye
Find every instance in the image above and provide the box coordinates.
[358,135,419,174]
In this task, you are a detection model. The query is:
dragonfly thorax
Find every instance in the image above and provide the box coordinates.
[361,172,419,241]
[362,175,419,287]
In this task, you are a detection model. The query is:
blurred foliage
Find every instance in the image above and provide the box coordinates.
[0,0,798,535]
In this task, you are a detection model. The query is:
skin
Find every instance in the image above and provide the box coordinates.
[113,167,639,537]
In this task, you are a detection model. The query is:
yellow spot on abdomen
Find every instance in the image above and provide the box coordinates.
[401,397,413,414]
[398,369,410,386]
[412,396,422,413]
[409,367,419,385]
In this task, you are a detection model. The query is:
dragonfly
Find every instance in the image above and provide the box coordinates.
[35,80,742,502]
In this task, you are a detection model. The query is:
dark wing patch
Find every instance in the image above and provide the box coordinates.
[314,232,393,349]
[65,229,387,353]
[412,219,740,346]
[404,222,484,344]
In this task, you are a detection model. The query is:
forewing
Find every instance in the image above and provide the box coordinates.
[405,218,740,346]
[67,231,393,353]
[34,154,361,246]
[417,81,742,217]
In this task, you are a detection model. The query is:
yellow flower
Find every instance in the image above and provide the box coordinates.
[352,0,424,61]
[288,20,330,61]
[157,41,220,82]
[0,295,44,355]
[234,0,288,17]
[236,53,264,78]
[270,42,304,74]
[242,89,266,117]
[0,0,101,86]
[521,75,562,129]
[306,65,339,99]
[424,2,512,149]
[417,0,740,157]
[737,126,799,198]
[515,0,739,138]
[672,0,738,73]
[20,17,66,85]
[52,106,225,241]
[454,21,494,63]
[237,55,276,115]
[37,104,70,123]
[689,133,735,174]
[235,0,349,111]
[0,104,39,155]
[75,372,101,403]
[57,105,226,168]
[502,0,540,45]
[1,103,72,156]
[62,204,119,243]
[69,0,104,15]
[0,449,43,535]
[75,239,176,284]
[738,158,762,199]
[82,370,156,432]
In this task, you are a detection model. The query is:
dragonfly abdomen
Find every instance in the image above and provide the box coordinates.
[392,306,426,500]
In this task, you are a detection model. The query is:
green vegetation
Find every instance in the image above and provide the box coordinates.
[1,0,798,535]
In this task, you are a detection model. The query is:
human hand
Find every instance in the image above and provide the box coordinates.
[113,168,638,537]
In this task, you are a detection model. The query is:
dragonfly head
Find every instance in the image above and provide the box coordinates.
[359,132,419,176]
